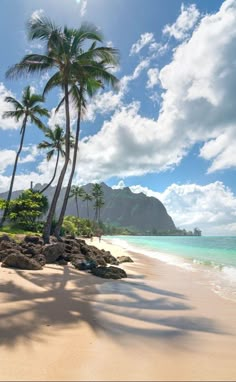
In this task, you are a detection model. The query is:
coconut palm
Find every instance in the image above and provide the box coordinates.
[69,185,85,217]
[92,183,104,222]
[51,44,119,237]
[83,192,93,219]
[37,125,66,193]
[6,16,116,242]
[0,86,48,227]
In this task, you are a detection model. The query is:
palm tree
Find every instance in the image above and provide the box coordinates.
[69,185,85,217]
[52,43,119,237]
[0,86,48,227]
[83,192,93,219]
[92,183,104,222]
[37,125,66,193]
[6,15,114,242]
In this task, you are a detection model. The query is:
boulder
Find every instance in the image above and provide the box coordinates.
[91,266,127,279]
[56,257,68,266]
[0,234,12,242]
[117,256,133,264]
[2,253,42,270]
[42,243,65,263]
[0,249,21,262]
[24,235,43,245]
[101,250,119,265]
[72,258,96,271]
[34,254,47,266]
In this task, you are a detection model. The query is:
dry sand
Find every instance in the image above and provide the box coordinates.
[0,237,236,381]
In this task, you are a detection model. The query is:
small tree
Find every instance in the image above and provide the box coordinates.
[0,190,48,231]
[69,186,85,218]
[83,192,93,219]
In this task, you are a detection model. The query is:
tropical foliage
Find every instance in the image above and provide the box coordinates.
[0,190,48,231]
[0,86,48,227]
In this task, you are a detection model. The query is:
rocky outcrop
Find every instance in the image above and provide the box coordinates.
[42,243,65,263]
[91,266,127,279]
[0,234,132,279]
[117,256,133,264]
[2,253,42,270]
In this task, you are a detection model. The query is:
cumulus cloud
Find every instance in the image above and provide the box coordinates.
[80,0,87,17]
[0,150,16,173]
[0,83,22,130]
[163,3,200,40]
[130,32,155,55]
[146,68,159,88]
[127,181,236,235]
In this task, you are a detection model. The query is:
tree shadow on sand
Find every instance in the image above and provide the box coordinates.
[0,265,227,348]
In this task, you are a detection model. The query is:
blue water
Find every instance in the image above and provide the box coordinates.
[108,236,236,268]
[106,236,236,301]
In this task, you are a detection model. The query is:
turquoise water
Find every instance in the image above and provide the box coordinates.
[106,236,236,301]
[108,236,236,268]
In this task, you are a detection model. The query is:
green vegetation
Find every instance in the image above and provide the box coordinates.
[0,14,119,242]
[69,186,86,218]
[0,190,48,232]
[0,86,49,228]
[92,183,105,222]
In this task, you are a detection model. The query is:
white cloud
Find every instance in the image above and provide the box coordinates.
[80,0,87,17]
[146,68,159,88]
[128,181,236,235]
[112,180,125,189]
[130,32,155,55]
[163,3,200,40]
[31,9,44,21]
[0,150,16,174]
[0,83,22,130]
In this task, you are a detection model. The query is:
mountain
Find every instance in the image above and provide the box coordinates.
[0,183,176,233]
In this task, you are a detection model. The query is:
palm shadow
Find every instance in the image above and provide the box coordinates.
[0,265,226,348]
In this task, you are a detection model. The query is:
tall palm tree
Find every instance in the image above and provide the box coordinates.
[6,16,115,242]
[83,192,93,219]
[69,185,85,217]
[52,45,119,237]
[37,125,66,193]
[0,86,48,227]
[92,183,104,222]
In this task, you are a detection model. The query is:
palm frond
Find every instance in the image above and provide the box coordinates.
[30,115,47,131]
[43,71,62,95]
[6,54,54,79]
[4,96,23,110]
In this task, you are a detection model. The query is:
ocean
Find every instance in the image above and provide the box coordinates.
[105,235,236,302]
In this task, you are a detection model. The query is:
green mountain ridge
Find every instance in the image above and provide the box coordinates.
[0,182,176,233]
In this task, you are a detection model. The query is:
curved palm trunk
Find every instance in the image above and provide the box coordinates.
[54,98,82,238]
[0,115,27,227]
[40,150,60,194]
[42,84,71,243]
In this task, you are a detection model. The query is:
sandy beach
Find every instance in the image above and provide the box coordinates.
[0,237,236,381]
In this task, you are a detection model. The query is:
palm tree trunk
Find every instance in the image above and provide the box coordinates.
[54,96,82,238]
[75,196,79,218]
[40,150,60,194]
[0,115,27,227]
[42,83,71,243]
[87,200,89,219]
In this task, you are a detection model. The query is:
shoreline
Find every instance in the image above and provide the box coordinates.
[103,236,236,304]
[0,237,236,381]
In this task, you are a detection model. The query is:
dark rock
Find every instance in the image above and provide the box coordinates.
[72,258,96,271]
[0,234,12,242]
[0,249,21,261]
[91,266,127,279]
[117,256,133,264]
[101,250,119,265]
[56,258,68,266]
[34,254,47,266]
[24,235,43,245]
[2,253,42,270]
[42,243,65,263]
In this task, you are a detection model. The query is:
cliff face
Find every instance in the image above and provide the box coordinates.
[0,183,176,233]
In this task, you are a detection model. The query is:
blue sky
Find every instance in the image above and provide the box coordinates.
[0,0,236,234]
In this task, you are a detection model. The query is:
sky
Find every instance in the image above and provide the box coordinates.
[0,0,236,235]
